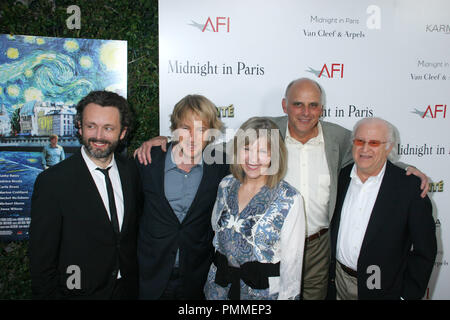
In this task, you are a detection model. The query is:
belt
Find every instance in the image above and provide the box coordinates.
[213,251,280,300]
[306,228,328,242]
[339,261,357,278]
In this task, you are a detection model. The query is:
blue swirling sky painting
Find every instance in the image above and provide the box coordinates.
[0,34,127,112]
[0,35,127,241]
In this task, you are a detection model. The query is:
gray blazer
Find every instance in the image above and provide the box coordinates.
[267,116,410,222]
[267,116,353,222]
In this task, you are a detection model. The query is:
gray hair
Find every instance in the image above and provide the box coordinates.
[283,77,326,106]
[351,117,399,161]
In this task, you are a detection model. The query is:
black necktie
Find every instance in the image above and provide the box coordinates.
[96,167,120,236]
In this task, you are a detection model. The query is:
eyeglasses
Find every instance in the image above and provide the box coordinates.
[353,139,388,148]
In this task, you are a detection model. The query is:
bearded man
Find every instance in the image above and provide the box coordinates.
[29,91,141,300]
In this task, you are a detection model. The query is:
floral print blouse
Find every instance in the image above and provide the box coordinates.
[204,174,306,300]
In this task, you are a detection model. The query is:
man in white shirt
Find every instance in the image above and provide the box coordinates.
[328,117,436,299]
[270,78,429,300]
[30,91,141,299]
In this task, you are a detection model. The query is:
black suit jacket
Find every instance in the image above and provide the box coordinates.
[328,161,437,300]
[29,150,141,299]
[137,144,229,299]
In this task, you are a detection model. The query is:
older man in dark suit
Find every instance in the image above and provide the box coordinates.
[328,117,436,300]
[29,91,141,299]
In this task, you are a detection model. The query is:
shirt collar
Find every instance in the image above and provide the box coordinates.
[81,146,117,173]
[350,161,387,184]
[285,121,324,145]
[165,144,203,173]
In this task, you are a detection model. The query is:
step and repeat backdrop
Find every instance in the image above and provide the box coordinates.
[159,0,449,299]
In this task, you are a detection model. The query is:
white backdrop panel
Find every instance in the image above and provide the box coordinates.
[159,0,450,299]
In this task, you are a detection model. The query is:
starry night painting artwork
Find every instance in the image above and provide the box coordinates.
[0,34,127,241]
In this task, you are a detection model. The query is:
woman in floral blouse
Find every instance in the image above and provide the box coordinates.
[204,117,306,300]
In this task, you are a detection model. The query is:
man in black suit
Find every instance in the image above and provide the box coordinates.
[29,91,141,299]
[328,117,436,300]
[137,94,229,300]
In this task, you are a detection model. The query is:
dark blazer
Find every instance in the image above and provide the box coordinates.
[137,143,229,299]
[29,150,141,299]
[328,161,437,299]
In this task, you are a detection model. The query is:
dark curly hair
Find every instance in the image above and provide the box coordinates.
[74,90,134,146]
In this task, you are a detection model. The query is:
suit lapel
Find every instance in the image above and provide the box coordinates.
[276,116,288,140]
[321,121,341,220]
[116,156,131,234]
[359,161,396,258]
[152,144,182,224]
[183,160,211,223]
[332,165,352,249]
[322,122,340,183]
[72,151,114,230]
[183,144,226,225]
[266,116,288,140]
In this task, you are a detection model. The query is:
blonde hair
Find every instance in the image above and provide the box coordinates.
[170,94,224,133]
[230,117,287,188]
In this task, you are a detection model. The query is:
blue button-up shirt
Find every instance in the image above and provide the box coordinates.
[164,144,203,266]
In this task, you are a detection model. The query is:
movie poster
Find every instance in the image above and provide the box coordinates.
[0,34,127,241]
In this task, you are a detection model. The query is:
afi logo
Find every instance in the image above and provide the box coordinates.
[202,16,231,32]
[423,104,447,118]
[319,63,344,78]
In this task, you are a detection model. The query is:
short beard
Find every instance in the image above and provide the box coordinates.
[82,137,119,160]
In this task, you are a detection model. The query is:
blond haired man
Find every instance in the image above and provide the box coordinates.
[137,94,229,300]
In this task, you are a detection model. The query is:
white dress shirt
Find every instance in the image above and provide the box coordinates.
[81,146,125,231]
[336,162,387,271]
[284,122,331,236]
[81,147,124,278]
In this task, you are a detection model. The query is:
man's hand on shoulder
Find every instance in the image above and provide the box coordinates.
[406,166,429,198]
[133,136,169,165]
